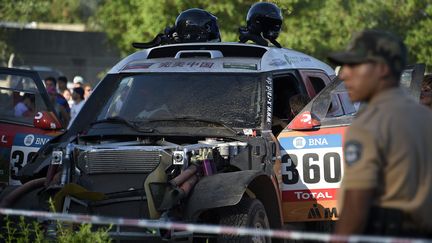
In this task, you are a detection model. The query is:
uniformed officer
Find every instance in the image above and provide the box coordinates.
[328,30,432,237]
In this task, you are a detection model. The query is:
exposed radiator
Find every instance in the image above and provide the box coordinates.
[77,149,161,174]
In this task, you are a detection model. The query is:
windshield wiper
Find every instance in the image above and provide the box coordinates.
[141,116,240,135]
[91,116,154,133]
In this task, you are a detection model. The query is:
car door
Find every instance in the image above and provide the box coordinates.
[276,64,425,223]
[0,67,63,186]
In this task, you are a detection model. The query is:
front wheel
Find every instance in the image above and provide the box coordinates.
[217,197,271,243]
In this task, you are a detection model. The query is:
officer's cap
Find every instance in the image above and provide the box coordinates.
[328,30,407,75]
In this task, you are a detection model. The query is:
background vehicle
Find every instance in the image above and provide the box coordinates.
[0,67,64,188]
[16,65,64,80]
[279,64,425,223]
[1,43,336,242]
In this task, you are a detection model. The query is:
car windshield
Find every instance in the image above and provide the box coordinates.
[96,73,263,128]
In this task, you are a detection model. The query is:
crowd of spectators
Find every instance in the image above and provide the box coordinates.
[43,75,92,128]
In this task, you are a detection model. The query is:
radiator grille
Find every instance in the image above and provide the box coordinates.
[78,149,160,174]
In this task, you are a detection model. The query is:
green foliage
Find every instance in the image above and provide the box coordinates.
[278,0,432,65]
[0,215,112,243]
[32,221,46,243]
[0,199,112,243]
[406,3,432,69]
[56,223,112,243]
[94,0,432,70]
[0,0,84,24]
[49,198,112,243]
[0,0,89,66]
[0,0,431,69]
[0,216,45,243]
[92,0,257,55]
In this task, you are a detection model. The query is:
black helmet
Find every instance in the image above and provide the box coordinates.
[246,2,282,40]
[175,8,221,43]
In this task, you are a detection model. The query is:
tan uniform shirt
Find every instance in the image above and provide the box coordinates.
[340,87,432,230]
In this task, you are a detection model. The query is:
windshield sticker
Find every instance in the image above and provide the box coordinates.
[223,63,257,70]
[284,55,312,65]
[123,63,155,70]
[158,61,215,68]
[265,77,273,124]
[268,59,287,67]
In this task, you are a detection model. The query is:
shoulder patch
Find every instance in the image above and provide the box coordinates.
[344,141,363,166]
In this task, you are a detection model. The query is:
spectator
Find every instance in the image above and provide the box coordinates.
[47,86,70,126]
[14,93,35,117]
[57,76,68,94]
[44,76,57,89]
[69,87,85,127]
[83,83,93,100]
[73,76,84,88]
[62,89,74,107]
[421,74,432,109]
[45,77,70,114]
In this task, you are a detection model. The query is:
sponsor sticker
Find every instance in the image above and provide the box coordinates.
[23,134,35,146]
[268,59,287,67]
[283,54,312,64]
[157,61,215,68]
[292,137,306,149]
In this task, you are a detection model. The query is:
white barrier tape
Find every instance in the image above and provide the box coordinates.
[1,207,431,243]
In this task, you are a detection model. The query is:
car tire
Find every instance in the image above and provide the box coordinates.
[217,197,271,243]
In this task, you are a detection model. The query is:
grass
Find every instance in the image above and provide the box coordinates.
[0,198,112,243]
[0,216,113,243]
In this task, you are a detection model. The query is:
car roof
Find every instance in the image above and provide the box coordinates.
[108,42,335,75]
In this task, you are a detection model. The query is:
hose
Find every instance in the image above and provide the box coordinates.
[0,177,46,208]
[170,165,198,187]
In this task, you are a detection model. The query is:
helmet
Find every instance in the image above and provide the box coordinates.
[175,8,221,43]
[246,2,282,40]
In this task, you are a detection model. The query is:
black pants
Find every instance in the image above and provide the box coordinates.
[365,207,432,238]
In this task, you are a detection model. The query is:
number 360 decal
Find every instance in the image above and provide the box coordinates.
[9,134,51,184]
[279,134,344,190]
[282,152,342,185]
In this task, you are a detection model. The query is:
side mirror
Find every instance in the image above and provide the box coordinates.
[287,111,321,131]
[34,111,62,130]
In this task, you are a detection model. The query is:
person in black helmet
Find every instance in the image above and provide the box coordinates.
[174,8,221,43]
[132,8,220,48]
[239,2,283,47]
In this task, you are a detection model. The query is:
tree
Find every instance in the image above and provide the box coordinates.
[0,0,90,24]
[94,0,432,71]
[277,0,432,67]
[0,0,92,66]
[1,0,430,70]
[92,0,256,56]
[406,3,432,68]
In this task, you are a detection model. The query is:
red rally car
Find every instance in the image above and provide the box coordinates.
[0,67,64,187]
